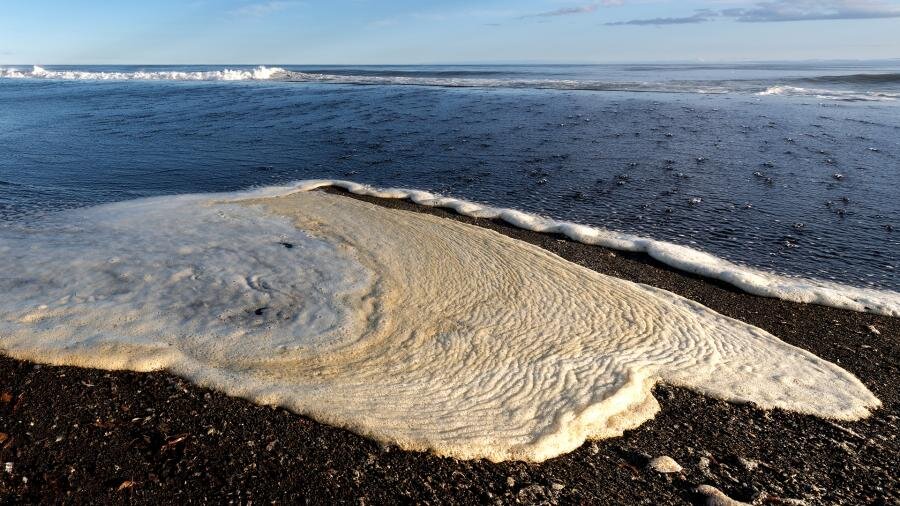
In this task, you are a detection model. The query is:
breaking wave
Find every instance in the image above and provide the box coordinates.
[0,65,287,81]
[0,65,727,93]
[757,85,900,102]
[3,65,899,101]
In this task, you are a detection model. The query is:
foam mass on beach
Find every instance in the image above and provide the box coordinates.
[0,182,883,462]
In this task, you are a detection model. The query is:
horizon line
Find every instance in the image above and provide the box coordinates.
[2,58,900,67]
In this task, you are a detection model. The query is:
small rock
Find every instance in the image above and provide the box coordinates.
[696,484,750,505]
[506,476,516,488]
[736,457,758,471]
[867,325,881,336]
[698,457,714,478]
[551,482,565,491]
[648,456,683,473]
[117,480,138,491]
[516,484,549,503]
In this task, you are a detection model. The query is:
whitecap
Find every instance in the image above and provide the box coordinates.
[0,65,286,81]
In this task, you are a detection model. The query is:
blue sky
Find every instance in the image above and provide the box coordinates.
[2,0,899,63]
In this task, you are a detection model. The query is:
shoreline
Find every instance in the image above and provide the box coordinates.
[1,188,897,504]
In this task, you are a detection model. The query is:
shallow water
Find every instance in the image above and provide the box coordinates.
[0,63,898,291]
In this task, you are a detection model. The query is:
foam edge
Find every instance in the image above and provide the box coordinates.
[229,179,900,317]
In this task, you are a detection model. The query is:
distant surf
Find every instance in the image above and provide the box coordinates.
[3,64,899,101]
[0,65,287,81]
[756,85,899,102]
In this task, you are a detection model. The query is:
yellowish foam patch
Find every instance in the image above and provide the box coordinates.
[0,191,880,462]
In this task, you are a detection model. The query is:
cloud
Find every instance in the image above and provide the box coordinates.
[231,1,299,18]
[723,0,900,22]
[606,0,900,26]
[523,1,624,18]
[606,11,713,25]
[532,5,599,17]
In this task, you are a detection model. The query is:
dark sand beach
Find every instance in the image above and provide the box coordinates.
[1,188,897,505]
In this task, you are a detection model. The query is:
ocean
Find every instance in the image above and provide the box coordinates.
[1,62,898,293]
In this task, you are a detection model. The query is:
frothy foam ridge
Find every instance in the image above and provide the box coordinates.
[757,85,899,102]
[249,180,900,316]
[0,65,286,81]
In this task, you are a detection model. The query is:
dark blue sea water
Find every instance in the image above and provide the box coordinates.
[1,63,898,290]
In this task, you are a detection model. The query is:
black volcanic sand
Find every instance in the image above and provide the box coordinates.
[1,189,897,505]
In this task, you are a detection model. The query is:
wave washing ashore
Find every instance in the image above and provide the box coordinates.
[293,181,900,316]
[0,183,883,462]
[2,63,900,101]
[3,63,898,294]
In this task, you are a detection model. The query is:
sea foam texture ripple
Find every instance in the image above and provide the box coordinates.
[0,188,882,462]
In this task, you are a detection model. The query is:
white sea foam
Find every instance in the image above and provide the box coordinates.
[0,65,727,93]
[0,189,882,462]
[0,65,286,81]
[757,85,899,102]
[246,180,899,317]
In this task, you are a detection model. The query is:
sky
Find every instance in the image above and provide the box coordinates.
[1,0,899,64]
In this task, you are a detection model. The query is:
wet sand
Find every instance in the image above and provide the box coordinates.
[1,188,897,504]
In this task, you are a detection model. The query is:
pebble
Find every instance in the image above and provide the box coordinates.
[867,325,881,336]
[737,457,758,471]
[648,456,683,474]
[696,484,750,505]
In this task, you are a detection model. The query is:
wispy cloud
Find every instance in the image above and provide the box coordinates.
[606,11,713,26]
[531,5,599,17]
[231,1,300,18]
[522,1,625,18]
[607,0,900,26]
[723,0,900,22]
